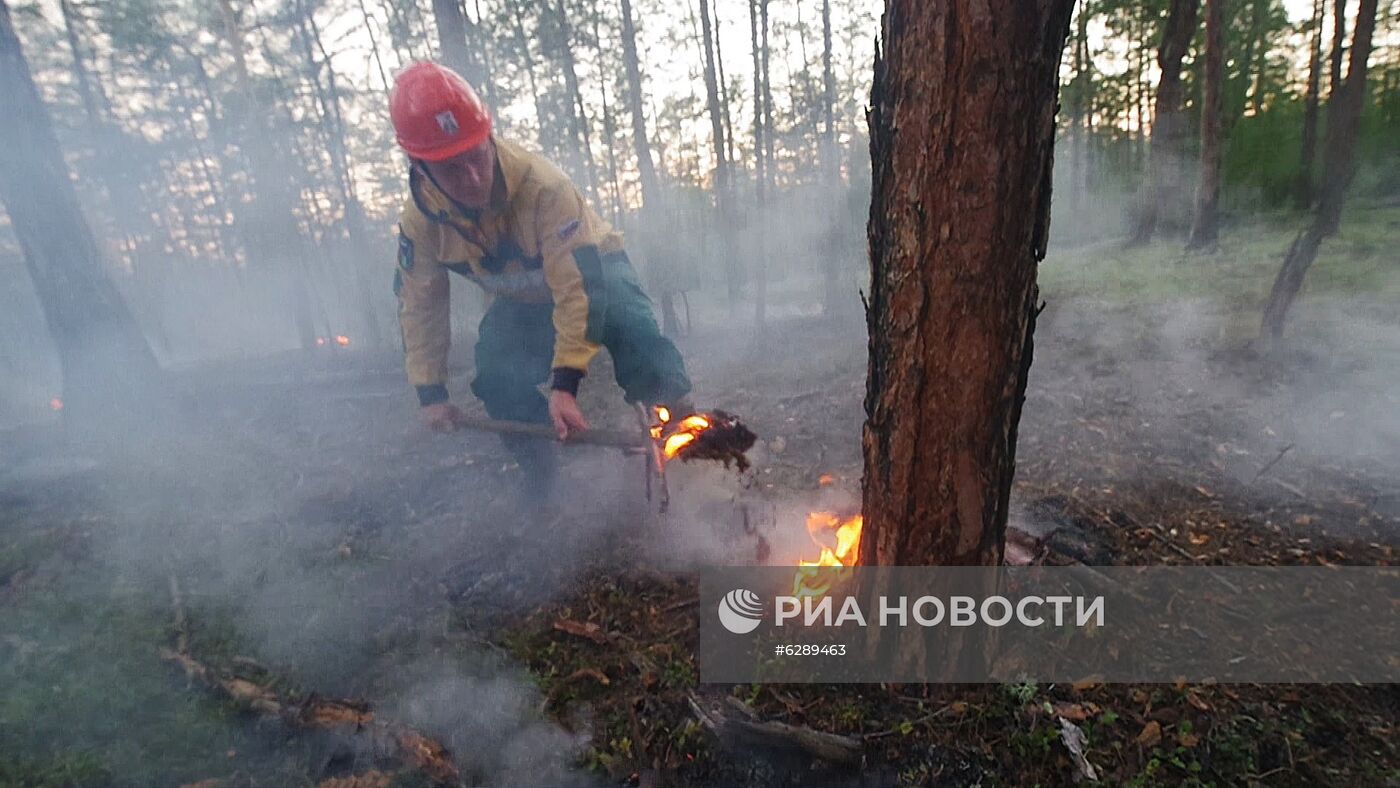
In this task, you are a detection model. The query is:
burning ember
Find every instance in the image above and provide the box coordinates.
[334,335,351,347]
[793,511,863,597]
[649,406,757,471]
[48,397,64,412]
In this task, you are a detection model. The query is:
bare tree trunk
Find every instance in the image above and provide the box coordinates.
[1126,0,1199,246]
[1295,0,1324,209]
[552,0,600,201]
[1187,0,1224,251]
[619,0,677,335]
[1261,0,1377,340]
[819,0,844,318]
[1328,0,1347,99]
[590,10,625,223]
[752,0,773,329]
[698,0,738,306]
[507,6,550,154]
[1070,4,1090,207]
[356,0,393,92]
[861,0,1073,567]
[0,0,159,420]
[216,0,317,350]
[431,0,477,84]
[619,0,660,201]
[713,0,736,167]
[297,0,383,347]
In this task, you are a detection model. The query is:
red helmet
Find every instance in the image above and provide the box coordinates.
[390,62,492,161]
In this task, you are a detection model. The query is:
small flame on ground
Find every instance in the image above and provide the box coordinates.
[334,335,351,346]
[817,473,835,486]
[49,397,64,412]
[792,511,863,597]
[315,337,327,346]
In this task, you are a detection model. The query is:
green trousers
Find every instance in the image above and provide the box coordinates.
[469,250,691,432]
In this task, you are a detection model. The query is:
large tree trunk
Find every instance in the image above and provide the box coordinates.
[1328,0,1347,99]
[1126,0,1199,246]
[1261,0,1377,340]
[0,0,159,420]
[1295,0,1324,209]
[860,0,1073,567]
[1187,0,1225,251]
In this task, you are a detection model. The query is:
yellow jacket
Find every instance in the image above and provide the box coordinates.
[394,138,624,398]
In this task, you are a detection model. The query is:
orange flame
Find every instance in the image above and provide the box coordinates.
[49,397,64,412]
[334,335,351,346]
[648,406,714,461]
[793,511,863,597]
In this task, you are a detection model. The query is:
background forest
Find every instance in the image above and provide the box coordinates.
[2,0,1397,423]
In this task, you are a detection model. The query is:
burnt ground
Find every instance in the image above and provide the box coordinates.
[1,293,1398,787]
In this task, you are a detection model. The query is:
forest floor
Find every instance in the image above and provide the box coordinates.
[2,205,1398,787]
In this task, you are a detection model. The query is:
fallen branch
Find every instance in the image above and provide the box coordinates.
[163,576,461,786]
[1251,443,1295,482]
[688,692,862,767]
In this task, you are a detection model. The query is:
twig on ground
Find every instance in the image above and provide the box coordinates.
[1251,444,1295,482]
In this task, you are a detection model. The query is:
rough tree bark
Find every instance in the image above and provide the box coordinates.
[1295,0,1324,209]
[0,0,160,419]
[1261,0,1377,340]
[1126,0,1199,246]
[860,0,1074,567]
[1187,0,1225,251]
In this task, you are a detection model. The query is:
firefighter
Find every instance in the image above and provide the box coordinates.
[389,61,692,489]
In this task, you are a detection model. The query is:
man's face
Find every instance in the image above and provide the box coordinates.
[422,138,495,208]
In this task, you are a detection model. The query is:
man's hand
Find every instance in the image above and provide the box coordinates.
[420,402,467,433]
[549,390,590,440]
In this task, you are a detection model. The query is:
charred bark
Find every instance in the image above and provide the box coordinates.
[1187,0,1225,251]
[1126,0,1199,246]
[1261,0,1377,340]
[0,0,160,420]
[860,0,1073,567]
